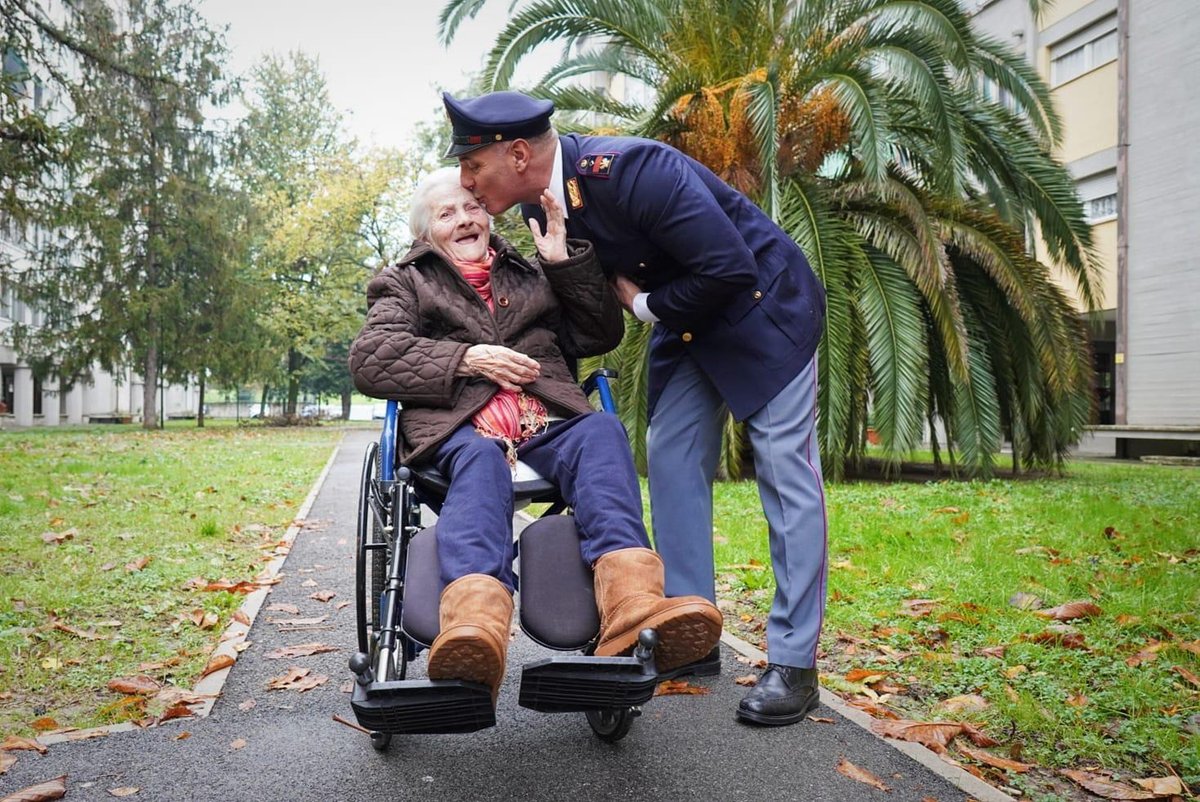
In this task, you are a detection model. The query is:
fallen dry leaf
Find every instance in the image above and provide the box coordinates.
[28,718,59,733]
[202,579,258,594]
[309,590,336,603]
[175,732,191,741]
[265,643,339,660]
[1060,768,1163,799]
[1008,592,1043,610]
[1035,601,1102,621]
[937,694,989,714]
[977,645,1006,659]
[1126,641,1166,668]
[845,668,890,684]
[846,697,900,720]
[1026,630,1089,650]
[237,699,256,711]
[266,667,328,692]
[108,787,139,797]
[157,704,194,723]
[836,757,889,791]
[871,719,997,753]
[124,556,151,573]
[200,654,236,678]
[1131,776,1184,795]
[106,676,160,696]
[807,715,834,724]
[1172,665,1200,688]
[186,610,219,630]
[653,680,710,697]
[2,774,67,801]
[40,529,76,545]
[0,752,16,774]
[301,579,318,588]
[230,738,247,750]
[957,745,1031,773]
[733,674,758,687]
[51,622,106,641]
[0,736,48,755]
[899,598,940,617]
[233,610,250,626]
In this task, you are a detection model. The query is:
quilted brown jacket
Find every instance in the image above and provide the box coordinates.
[349,234,623,465]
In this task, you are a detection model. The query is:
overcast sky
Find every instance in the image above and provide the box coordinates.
[199,0,556,151]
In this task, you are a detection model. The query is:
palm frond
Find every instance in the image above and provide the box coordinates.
[858,249,929,472]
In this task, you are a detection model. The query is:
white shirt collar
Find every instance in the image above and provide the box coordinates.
[549,137,568,219]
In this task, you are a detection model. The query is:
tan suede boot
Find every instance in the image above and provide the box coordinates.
[593,548,723,672]
[426,574,513,701]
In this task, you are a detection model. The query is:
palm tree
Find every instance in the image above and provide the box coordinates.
[440,0,1098,479]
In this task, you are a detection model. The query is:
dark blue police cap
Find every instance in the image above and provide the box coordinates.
[442,91,555,158]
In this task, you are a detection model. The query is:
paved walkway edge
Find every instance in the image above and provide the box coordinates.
[719,630,1016,802]
[37,433,346,747]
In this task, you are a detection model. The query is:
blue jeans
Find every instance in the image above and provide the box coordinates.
[429,412,649,589]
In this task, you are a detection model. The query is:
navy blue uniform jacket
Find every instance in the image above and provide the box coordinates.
[522,134,826,421]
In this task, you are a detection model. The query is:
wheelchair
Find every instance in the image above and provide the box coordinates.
[348,370,665,751]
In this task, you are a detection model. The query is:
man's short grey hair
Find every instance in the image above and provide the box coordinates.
[408,166,469,242]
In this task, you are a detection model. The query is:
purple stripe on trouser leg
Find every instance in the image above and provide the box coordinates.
[429,424,516,590]
[517,413,649,565]
[745,357,828,668]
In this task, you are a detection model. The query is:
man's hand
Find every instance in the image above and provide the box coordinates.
[456,344,541,392]
[528,189,568,262]
[611,274,642,314]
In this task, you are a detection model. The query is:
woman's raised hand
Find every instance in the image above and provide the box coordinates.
[457,344,541,392]
[528,188,568,263]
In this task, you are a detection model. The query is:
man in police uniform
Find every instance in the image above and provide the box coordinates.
[442,90,828,726]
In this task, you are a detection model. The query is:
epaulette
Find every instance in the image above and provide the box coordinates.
[576,152,618,179]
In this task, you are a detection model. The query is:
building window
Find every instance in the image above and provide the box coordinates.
[1050,16,1118,87]
[1077,168,1118,224]
[1085,193,1118,223]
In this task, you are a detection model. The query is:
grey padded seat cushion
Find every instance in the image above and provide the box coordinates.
[399,517,599,651]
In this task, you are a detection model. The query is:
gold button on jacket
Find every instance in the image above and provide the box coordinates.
[681,332,693,343]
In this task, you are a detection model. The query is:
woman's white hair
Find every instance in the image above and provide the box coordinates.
[408,166,488,242]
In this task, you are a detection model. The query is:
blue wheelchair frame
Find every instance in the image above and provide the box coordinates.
[351,369,657,750]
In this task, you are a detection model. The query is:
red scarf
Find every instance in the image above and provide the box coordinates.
[452,248,548,463]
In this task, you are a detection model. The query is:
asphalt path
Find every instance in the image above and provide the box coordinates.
[1,429,992,802]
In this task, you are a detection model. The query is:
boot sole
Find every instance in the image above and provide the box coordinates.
[427,625,506,695]
[596,601,722,672]
[734,693,819,726]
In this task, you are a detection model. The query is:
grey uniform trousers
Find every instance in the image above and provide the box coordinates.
[648,354,828,668]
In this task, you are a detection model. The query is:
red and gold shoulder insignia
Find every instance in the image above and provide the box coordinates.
[577,152,618,179]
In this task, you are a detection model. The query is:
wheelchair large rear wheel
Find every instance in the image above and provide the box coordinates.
[586,708,636,742]
[355,441,389,654]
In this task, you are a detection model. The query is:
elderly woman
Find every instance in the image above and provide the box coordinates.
[349,168,721,701]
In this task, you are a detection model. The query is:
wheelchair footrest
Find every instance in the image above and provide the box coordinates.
[518,655,659,713]
[351,678,495,734]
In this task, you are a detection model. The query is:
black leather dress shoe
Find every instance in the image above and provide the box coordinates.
[657,646,721,680]
[735,664,819,726]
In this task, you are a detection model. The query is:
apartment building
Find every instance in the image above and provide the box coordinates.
[1,44,198,427]
[966,0,1199,457]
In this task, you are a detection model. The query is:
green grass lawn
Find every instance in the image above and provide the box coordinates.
[2,423,1196,799]
[0,423,341,735]
[709,458,1199,800]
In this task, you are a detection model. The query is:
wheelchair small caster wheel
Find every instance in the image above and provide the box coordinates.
[586,707,636,743]
[369,731,391,752]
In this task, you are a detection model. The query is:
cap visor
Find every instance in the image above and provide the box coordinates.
[442,140,490,159]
